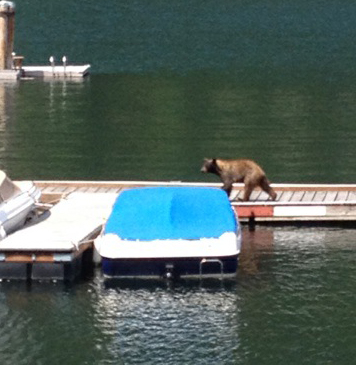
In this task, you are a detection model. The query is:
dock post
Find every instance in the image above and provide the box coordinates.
[0,1,15,70]
[248,213,256,231]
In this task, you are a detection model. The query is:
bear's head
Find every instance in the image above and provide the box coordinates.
[200,158,219,174]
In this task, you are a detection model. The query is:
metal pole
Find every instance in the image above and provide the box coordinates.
[62,56,66,77]
[49,56,55,76]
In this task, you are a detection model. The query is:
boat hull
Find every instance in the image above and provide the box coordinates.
[0,181,41,238]
[101,254,238,279]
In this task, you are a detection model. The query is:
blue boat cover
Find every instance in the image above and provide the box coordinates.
[104,187,237,241]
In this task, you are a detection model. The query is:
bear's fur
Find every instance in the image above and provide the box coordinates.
[201,158,277,201]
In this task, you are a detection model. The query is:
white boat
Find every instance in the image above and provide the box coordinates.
[0,171,41,239]
[95,186,241,279]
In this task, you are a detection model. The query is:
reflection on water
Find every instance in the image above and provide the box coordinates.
[0,226,355,364]
[237,227,356,365]
[0,82,17,167]
[96,282,240,365]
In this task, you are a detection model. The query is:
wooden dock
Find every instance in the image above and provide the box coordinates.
[229,183,356,225]
[0,180,354,281]
[35,180,356,225]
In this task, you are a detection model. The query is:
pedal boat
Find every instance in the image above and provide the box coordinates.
[94,186,241,279]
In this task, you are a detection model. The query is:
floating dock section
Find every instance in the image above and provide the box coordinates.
[34,180,356,226]
[0,192,117,281]
[21,64,91,79]
[230,184,356,226]
[0,180,355,281]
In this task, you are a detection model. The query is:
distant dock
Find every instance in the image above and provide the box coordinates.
[0,1,90,80]
[21,64,91,79]
[0,180,355,282]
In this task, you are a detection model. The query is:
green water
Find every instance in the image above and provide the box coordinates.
[0,0,355,363]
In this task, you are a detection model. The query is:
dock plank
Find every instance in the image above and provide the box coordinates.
[86,187,100,193]
[229,190,239,201]
[278,191,294,202]
[290,191,305,202]
[97,187,110,193]
[314,191,327,202]
[335,191,349,201]
[231,190,244,201]
[348,191,356,202]
[107,188,122,194]
[249,191,261,201]
[40,186,58,194]
[256,191,271,201]
[77,187,89,192]
[62,186,78,194]
[302,191,316,202]
[324,191,338,203]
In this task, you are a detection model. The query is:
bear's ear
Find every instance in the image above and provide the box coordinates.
[212,159,221,170]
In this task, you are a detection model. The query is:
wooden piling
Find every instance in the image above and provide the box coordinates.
[0,1,15,70]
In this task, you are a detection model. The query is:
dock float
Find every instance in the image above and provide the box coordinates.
[0,192,117,281]
[21,64,91,79]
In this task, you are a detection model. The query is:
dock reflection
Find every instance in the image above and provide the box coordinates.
[239,227,274,275]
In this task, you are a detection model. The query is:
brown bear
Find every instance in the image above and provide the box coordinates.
[200,158,277,201]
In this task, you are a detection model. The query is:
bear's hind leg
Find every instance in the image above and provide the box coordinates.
[242,183,254,201]
[260,176,277,201]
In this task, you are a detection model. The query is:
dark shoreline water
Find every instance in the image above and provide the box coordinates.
[0,0,355,364]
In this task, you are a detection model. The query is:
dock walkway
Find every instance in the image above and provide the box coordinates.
[230,184,356,224]
[35,180,356,224]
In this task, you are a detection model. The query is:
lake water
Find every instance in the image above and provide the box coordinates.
[0,0,355,364]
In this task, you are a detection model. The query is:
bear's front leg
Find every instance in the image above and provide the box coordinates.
[221,181,233,197]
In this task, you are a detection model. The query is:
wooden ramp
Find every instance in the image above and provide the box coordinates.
[0,192,118,280]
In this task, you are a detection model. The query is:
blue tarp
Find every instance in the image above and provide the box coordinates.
[104,187,237,241]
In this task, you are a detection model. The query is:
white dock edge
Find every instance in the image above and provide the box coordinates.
[22,64,91,79]
[0,192,117,252]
